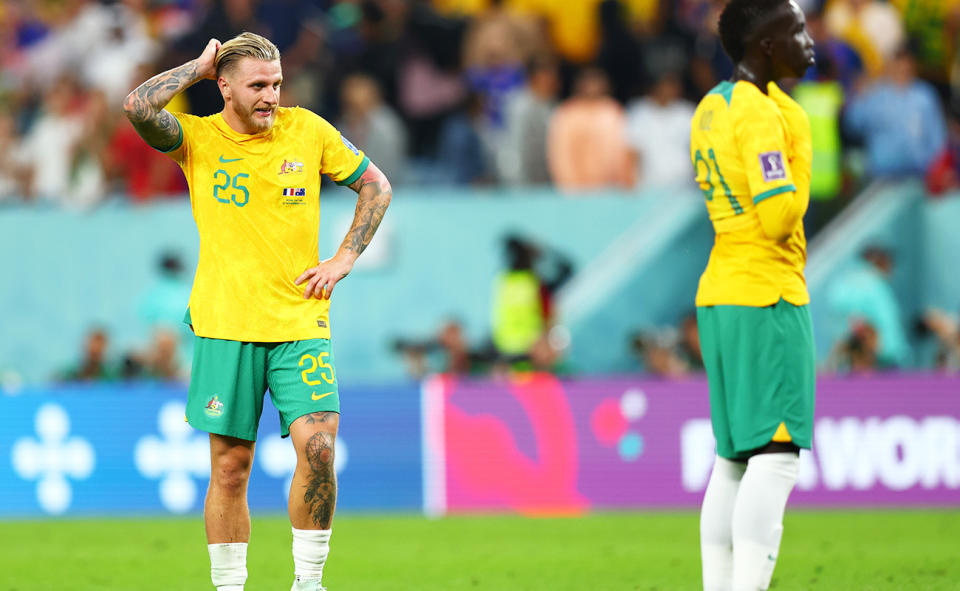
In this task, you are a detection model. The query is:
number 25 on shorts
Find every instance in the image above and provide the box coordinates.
[300,352,335,385]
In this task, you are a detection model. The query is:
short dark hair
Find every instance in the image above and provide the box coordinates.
[719,0,790,63]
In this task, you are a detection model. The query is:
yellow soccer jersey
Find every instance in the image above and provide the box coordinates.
[690,80,810,308]
[165,107,368,342]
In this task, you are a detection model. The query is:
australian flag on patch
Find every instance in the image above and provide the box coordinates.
[282,188,306,197]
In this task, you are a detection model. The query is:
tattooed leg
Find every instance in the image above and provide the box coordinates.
[288,411,339,529]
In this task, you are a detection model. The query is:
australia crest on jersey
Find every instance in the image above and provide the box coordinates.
[279,158,304,175]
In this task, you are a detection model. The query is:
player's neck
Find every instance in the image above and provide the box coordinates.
[731,62,772,95]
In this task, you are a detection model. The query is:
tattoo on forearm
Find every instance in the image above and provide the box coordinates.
[343,167,391,256]
[123,61,199,150]
[303,432,337,528]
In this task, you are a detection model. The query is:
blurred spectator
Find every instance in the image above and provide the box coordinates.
[398,3,470,157]
[433,93,491,185]
[595,0,643,104]
[925,108,960,195]
[393,318,494,379]
[630,327,687,377]
[76,1,157,105]
[893,0,960,88]
[337,73,408,184]
[803,9,864,92]
[547,67,634,191]
[828,245,908,368]
[684,0,733,99]
[629,312,702,377]
[827,319,882,373]
[637,0,695,97]
[794,44,847,234]
[844,46,947,178]
[624,70,695,189]
[0,110,27,201]
[490,233,573,360]
[462,0,545,129]
[57,328,114,382]
[141,327,184,382]
[17,76,105,208]
[825,0,904,76]
[916,307,960,371]
[677,311,703,371]
[138,251,192,332]
[497,58,559,186]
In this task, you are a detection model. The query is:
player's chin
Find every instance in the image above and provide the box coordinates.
[250,113,275,130]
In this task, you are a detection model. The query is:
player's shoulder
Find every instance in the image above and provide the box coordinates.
[277,106,338,133]
[728,81,778,113]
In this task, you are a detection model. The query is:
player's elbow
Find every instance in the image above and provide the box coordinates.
[122,92,146,123]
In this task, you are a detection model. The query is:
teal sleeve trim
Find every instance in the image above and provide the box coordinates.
[753,184,796,204]
[336,155,370,186]
[155,121,184,153]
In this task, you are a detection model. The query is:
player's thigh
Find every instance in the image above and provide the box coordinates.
[771,301,816,449]
[187,336,269,441]
[698,306,736,459]
[266,338,341,438]
[718,301,814,456]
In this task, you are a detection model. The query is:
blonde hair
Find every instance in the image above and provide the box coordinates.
[215,32,280,78]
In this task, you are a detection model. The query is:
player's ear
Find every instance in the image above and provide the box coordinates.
[218,76,230,100]
[759,35,777,59]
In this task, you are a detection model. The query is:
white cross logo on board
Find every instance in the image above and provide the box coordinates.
[11,403,95,514]
[134,400,210,513]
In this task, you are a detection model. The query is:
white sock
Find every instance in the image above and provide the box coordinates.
[208,542,247,591]
[292,527,331,583]
[701,456,747,591]
[731,453,799,591]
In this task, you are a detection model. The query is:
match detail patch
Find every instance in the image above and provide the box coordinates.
[341,135,360,155]
[282,188,305,197]
[759,151,787,182]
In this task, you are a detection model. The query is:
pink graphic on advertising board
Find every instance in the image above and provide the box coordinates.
[442,373,586,514]
[422,373,960,514]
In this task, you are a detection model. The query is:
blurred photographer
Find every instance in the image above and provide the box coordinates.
[490,233,573,366]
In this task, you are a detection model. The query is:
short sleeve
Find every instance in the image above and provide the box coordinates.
[314,116,368,185]
[733,94,796,205]
[162,112,198,164]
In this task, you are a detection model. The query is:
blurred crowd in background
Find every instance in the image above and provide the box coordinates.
[2,0,959,206]
[2,0,960,384]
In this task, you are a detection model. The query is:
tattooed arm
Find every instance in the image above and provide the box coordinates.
[295,163,393,299]
[122,39,220,151]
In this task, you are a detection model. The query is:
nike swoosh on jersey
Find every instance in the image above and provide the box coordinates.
[311,391,334,401]
[219,155,243,163]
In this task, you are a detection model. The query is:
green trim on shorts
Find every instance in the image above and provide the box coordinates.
[186,335,340,441]
[697,299,815,459]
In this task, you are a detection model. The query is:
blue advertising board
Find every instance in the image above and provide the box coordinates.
[0,383,422,517]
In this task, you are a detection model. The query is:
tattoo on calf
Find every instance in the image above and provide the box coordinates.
[303,432,337,528]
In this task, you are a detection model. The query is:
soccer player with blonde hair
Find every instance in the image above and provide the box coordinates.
[689,1,816,590]
[124,32,393,591]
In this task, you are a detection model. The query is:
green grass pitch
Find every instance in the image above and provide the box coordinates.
[2,509,958,590]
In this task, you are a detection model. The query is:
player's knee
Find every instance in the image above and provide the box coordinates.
[211,450,253,494]
[302,431,335,473]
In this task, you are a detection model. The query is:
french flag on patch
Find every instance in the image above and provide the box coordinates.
[283,188,306,197]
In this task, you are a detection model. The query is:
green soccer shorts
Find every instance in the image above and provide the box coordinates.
[697,299,816,460]
[186,336,340,441]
